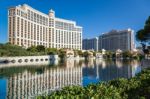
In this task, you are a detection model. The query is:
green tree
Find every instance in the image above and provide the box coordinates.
[93,51,96,57]
[46,48,57,55]
[106,51,113,58]
[136,16,150,54]
[58,49,66,59]
[122,51,132,58]
[36,45,45,52]
[83,51,89,57]
[74,50,83,57]
[73,50,78,57]
[27,46,37,52]
[0,43,29,56]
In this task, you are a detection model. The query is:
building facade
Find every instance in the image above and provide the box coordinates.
[82,37,98,51]
[8,4,82,50]
[99,29,135,51]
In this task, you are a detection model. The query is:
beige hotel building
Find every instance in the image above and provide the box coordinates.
[8,4,82,50]
[99,29,135,51]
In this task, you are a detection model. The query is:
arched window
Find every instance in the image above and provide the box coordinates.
[25,59,28,62]
[30,59,34,62]
[18,59,22,63]
[11,60,16,63]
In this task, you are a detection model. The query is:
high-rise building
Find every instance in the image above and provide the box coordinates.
[8,4,82,50]
[82,37,98,51]
[99,29,135,51]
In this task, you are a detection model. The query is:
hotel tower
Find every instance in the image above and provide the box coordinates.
[8,4,82,50]
[99,29,135,51]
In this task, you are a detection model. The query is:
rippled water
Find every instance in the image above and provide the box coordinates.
[0,59,149,99]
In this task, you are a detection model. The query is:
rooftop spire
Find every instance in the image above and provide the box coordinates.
[49,9,55,17]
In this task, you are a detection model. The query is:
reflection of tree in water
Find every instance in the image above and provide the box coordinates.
[78,60,84,66]
[0,66,47,77]
[36,68,45,74]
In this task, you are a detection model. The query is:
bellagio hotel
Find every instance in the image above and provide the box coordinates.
[8,4,82,50]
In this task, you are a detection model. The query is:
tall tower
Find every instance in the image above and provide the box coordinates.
[48,9,55,48]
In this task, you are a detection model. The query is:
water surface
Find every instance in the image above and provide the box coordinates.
[0,59,149,99]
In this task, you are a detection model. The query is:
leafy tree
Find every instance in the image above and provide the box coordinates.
[46,48,57,55]
[0,43,48,56]
[0,43,29,56]
[78,50,83,57]
[136,16,150,54]
[105,51,113,58]
[58,49,66,59]
[36,45,45,52]
[83,51,89,57]
[112,53,116,58]
[27,46,37,52]
[73,50,78,57]
[93,51,96,57]
[122,51,132,58]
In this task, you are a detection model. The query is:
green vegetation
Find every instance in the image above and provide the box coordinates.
[96,50,143,60]
[37,68,150,99]
[74,50,83,57]
[0,43,49,56]
[58,49,66,59]
[122,51,132,58]
[0,43,84,58]
[122,51,143,60]
[0,43,65,57]
[0,43,30,56]
[105,51,114,58]
[0,43,143,60]
[136,16,150,54]
[46,48,58,55]
[83,51,89,57]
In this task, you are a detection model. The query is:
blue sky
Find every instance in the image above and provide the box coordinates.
[0,0,150,46]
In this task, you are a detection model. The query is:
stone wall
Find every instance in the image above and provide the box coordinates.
[0,55,59,67]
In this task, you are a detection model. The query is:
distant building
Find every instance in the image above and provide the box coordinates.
[82,37,98,51]
[99,29,135,51]
[8,4,82,50]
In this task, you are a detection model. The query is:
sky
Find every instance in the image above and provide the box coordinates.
[0,0,150,46]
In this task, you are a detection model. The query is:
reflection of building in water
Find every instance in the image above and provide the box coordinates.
[141,59,150,69]
[115,59,123,68]
[83,59,141,83]
[101,60,106,69]
[7,60,82,99]
[82,59,98,80]
[131,60,141,77]
[86,59,94,68]
[66,59,75,68]
[81,59,94,68]
[98,60,132,81]
[95,59,101,79]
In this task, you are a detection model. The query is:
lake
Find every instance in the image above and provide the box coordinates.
[0,59,149,99]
